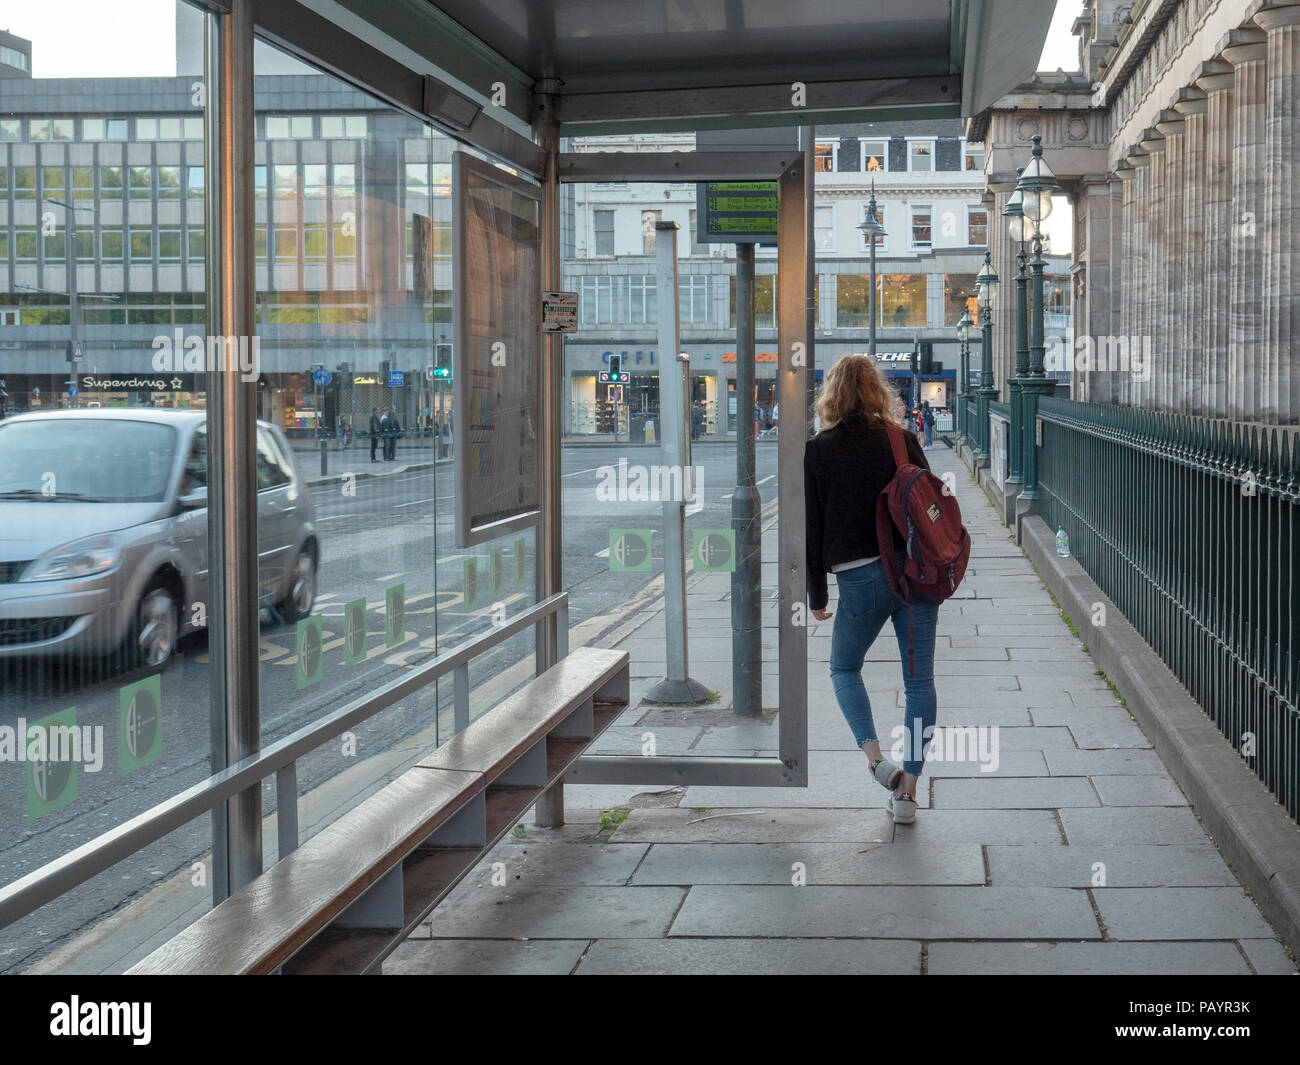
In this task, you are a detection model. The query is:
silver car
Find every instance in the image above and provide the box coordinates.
[0,408,318,671]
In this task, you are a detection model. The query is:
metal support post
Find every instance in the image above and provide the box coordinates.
[731,243,761,717]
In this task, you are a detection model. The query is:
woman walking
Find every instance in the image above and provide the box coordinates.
[804,355,941,824]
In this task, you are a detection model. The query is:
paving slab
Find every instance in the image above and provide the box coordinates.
[883,809,1066,845]
[1060,806,1215,846]
[986,844,1237,887]
[933,776,1100,809]
[1043,748,1167,776]
[468,843,649,887]
[668,885,1101,940]
[384,938,588,975]
[576,937,923,975]
[1237,938,1298,975]
[1094,888,1277,941]
[612,807,896,844]
[427,885,687,940]
[631,842,985,886]
[927,940,1252,976]
[1091,774,1189,807]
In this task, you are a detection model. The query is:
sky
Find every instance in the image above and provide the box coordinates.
[5,0,1089,79]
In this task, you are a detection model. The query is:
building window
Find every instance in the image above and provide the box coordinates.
[0,119,20,141]
[861,139,887,172]
[404,163,428,197]
[157,117,181,140]
[730,274,776,329]
[815,204,835,251]
[628,274,657,323]
[12,167,35,199]
[909,204,932,249]
[158,227,182,262]
[254,165,267,197]
[135,117,158,140]
[0,45,28,71]
[688,209,697,254]
[100,165,122,199]
[963,141,985,172]
[303,224,327,262]
[100,229,123,263]
[72,166,95,200]
[43,230,65,263]
[304,164,328,198]
[858,202,887,249]
[345,116,367,138]
[881,273,927,328]
[275,225,298,261]
[835,275,877,328]
[273,164,297,199]
[42,166,65,198]
[82,118,127,141]
[814,140,837,172]
[129,165,152,196]
[908,140,935,172]
[129,227,153,262]
[332,164,356,196]
[967,207,988,247]
[679,275,710,324]
[332,223,356,261]
[594,209,614,256]
[31,118,73,141]
[183,117,203,139]
[14,227,37,262]
[187,228,204,262]
[186,165,204,198]
[641,210,661,255]
[158,165,181,198]
[580,275,615,325]
[944,274,979,326]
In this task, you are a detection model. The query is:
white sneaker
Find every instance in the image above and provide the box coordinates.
[888,792,917,825]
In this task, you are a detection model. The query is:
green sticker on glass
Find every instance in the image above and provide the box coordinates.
[490,548,503,596]
[609,529,652,572]
[385,583,405,647]
[296,616,324,689]
[27,706,79,819]
[120,674,162,775]
[463,558,478,608]
[693,529,736,572]
[344,598,368,665]
[513,538,526,583]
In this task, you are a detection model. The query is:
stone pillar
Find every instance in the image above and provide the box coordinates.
[1078,176,1114,403]
[1197,60,1234,419]
[1156,110,1186,411]
[1222,27,1269,421]
[1122,153,1148,408]
[985,183,1015,397]
[1105,171,1128,405]
[1174,87,1208,416]
[1254,5,1300,423]
[1140,127,1168,409]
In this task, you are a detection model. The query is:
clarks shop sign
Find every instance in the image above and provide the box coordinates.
[80,375,199,392]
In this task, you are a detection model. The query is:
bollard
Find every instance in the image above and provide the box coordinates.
[320,437,327,477]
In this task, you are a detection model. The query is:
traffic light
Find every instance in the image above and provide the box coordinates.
[608,353,621,378]
[433,343,452,379]
[920,341,934,375]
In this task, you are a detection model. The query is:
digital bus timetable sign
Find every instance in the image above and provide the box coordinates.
[695,181,778,244]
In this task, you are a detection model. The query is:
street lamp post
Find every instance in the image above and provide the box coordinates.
[857,181,886,359]
[1014,134,1059,503]
[47,197,94,407]
[1002,170,1029,486]
[973,253,999,463]
[956,309,972,441]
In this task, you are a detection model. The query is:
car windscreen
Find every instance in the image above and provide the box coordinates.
[0,418,178,503]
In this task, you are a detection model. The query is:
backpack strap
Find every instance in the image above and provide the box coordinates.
[884,422,910,469]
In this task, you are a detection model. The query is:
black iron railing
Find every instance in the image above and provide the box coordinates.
[1035,398,1299,818]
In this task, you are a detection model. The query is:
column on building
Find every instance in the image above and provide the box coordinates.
[1104,170,1127,405]
[1254,5,1300,423]
[1196,59,1234,419]
[1077,176,1115,402]
[1119,152,1145,408]
[1138,126,1166,410]
[1222,26,1268,421]
[1155,108,1186,411]
[1174,86,1208,416]
[982,184,1013,396]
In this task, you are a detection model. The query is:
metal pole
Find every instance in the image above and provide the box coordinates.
[207,0,262,900]
[65,206,79,406]
[532,86,565,826]
[731,243,761,717]
[868,232,877,359]
[1021,234,1049,500]
[1007,245,1028,484]
[645,221,706,705]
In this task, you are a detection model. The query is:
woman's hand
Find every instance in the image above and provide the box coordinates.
[812,607,832,621]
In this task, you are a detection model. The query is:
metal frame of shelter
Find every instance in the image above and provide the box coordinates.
[0,0,1058,927]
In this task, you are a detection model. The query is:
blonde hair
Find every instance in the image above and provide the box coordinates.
[815,353,900,431]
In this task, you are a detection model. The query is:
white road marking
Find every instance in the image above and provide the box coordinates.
[563,465,604,479]
[395,497,436,508]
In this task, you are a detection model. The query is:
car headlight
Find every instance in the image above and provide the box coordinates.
[21,534,122,582]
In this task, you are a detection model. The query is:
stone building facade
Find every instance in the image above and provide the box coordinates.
[968,0,1299,424]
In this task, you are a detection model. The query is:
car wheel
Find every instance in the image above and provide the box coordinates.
[279,547,317,622]
[126,576,180,672]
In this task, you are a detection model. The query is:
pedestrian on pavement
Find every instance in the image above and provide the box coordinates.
[921,400,935,448]
[691,401,703,441]
[369,407,381,462]
[384,408,401,461]
[804,353,940,826]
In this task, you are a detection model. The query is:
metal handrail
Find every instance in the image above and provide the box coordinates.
[0,592,570,930]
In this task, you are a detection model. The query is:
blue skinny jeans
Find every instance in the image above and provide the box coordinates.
[828,551,939,777]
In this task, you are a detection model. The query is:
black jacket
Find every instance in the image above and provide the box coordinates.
[804,413,930,611]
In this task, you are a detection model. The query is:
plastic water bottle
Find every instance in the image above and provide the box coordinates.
[1056,525,1070,558]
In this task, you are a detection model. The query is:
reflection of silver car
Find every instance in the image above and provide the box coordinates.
[0,409,318,670]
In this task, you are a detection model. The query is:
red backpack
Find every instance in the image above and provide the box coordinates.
[875,424,971,673]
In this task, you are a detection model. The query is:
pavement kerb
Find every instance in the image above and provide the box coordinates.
[305,460,441,489]
[1020,512,1300,957]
